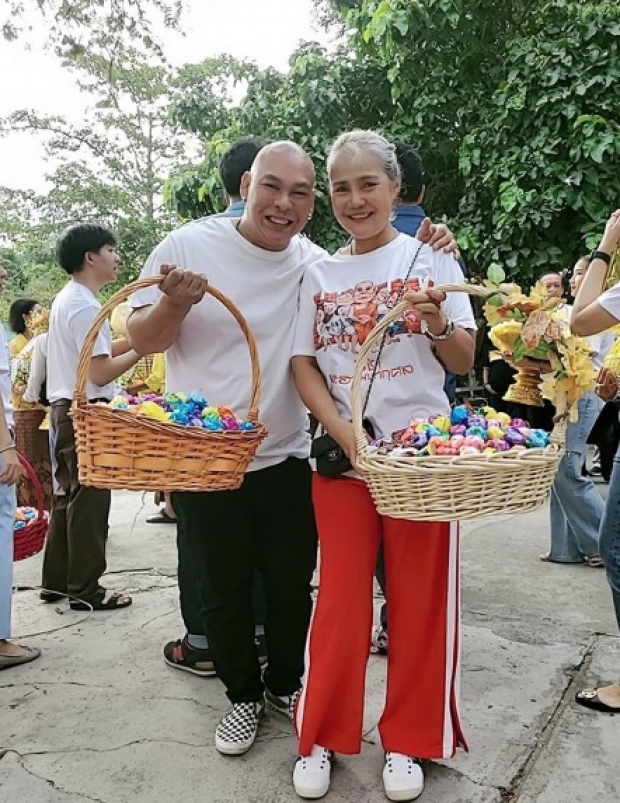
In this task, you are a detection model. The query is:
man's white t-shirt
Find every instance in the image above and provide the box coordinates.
[292,234,476,441]
[47,281,115,403]
[0,326,14,429]
[131,217,326,471]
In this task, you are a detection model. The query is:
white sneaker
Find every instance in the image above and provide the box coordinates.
[383,752,424,801]
[293,744,332,799]
[215,700,265,755]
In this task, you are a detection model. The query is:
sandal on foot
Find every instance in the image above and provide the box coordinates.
[40,590,66,603]
[146,511,177,524]
[539,553,585,565]
[70,587,132,611]
[575,688,620,713]
[586,555,605,568]
[163,636,216,677]
[0,645,41,670]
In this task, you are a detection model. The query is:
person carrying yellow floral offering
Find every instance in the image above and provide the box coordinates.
[483,266,598,421]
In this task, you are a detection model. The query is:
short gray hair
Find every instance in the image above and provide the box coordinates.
[327,130,401,186]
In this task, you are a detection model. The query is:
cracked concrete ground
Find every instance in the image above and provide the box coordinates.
[2,487,619,803]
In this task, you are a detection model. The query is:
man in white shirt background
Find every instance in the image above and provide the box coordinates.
[41,224,140,612]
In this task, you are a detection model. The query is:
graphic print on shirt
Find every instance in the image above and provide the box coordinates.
[312,275,433,353]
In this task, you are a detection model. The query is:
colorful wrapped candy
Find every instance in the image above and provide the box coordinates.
[14,506,39,530]
[106,392,256,432]
[369,405,551,458]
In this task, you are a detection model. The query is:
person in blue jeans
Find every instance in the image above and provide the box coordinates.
[571,208,620,713]
[540,256,613,567]
[0,277,41,669]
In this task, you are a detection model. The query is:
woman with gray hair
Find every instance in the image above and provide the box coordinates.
[291,130,476,800]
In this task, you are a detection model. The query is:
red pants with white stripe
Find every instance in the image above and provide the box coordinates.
[296,474,466,759]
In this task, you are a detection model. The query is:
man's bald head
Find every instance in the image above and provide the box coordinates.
[250,141,315,182]
[238,141,316,252]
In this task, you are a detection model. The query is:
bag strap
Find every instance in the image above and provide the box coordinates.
[360,239,425,419]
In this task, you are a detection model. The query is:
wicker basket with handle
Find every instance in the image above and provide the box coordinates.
[13,453,48,561]
[351,283,563,522]
[72,275,267,492]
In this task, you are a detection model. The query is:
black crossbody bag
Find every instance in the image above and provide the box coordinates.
[311,241,424,477]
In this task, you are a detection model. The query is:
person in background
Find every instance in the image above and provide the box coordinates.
[392,142,468,406]
[158,136,270,678]
[41,224,140,611]
[217,137,266,217]
[539,271,565,302]
[481,338,527,418]
[540,255,612,568]
[9,299,42,360]
[570,209,620,713]
[10,303,53,513]
[0,267,41,669]
[145,138,268,529]
[529,271,568,432]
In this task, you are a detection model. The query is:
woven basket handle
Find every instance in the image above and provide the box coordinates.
[74,275,262,423]
[17,452,45,520]
[351,282,500,453]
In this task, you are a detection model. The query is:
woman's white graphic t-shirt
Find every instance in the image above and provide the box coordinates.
[292,234,476,441]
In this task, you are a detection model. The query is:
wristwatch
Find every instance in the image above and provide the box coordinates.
[588,249,612,267]
[425,317,455,342]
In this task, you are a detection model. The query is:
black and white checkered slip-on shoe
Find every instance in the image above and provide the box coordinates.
[215,700,265,756]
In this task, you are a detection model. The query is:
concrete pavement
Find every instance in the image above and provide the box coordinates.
[2,486,618,803]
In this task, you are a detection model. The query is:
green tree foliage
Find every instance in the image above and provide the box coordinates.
[2,0,182,56]
[326,0,620,281]
[1,45,197,299]
[458,5,620,279]
[166,43,398,252]
[0,189,63,318]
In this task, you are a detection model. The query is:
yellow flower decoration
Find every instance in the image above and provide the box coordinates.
[603,335,620,379]
[483,272,597,421]
[30,307,50,336]
[488,320,523,353]
[538,331,597,421]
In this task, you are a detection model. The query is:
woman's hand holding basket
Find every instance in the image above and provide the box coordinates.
[403,288,447,335]
[327,418,359,469]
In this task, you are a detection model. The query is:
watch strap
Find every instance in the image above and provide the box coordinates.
[426,318,455,342]
[588,249,612,267]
